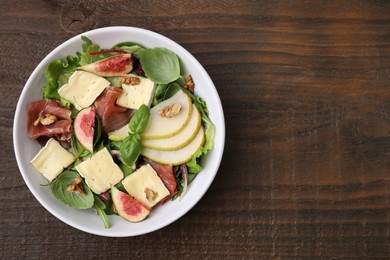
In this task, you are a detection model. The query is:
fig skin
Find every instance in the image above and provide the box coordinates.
[79,54,133,77]
[111,186,151,222]
[74,107,95,153]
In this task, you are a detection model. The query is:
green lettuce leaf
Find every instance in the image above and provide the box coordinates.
[42,55,79,100]
[181,88,216,174]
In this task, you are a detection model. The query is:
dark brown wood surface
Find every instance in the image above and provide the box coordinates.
[2,0,390,258]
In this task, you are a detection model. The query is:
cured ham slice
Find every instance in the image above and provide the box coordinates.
[27,99,72,141]
[145,158,178,203]
[95,86,134,134]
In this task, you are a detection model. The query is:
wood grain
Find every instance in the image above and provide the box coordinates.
[1,0,390,258]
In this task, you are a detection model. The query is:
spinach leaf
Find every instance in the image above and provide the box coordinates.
[51,171,94,209]
[129,104,150,134]
[42,55,79,100]
[120,133,142,167]
[93,195,111,229]
[139,48,181,84]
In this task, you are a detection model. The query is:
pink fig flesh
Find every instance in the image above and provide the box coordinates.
[79,53,133,77]
[74,107,95,153]
[111,186,151,222]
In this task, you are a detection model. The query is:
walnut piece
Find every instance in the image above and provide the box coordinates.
[34,114,57,126]
[67,176,85,195]
[184,74,195,93]
[144,187,158,202]
[120,76,140,85]
[158,103,182,118]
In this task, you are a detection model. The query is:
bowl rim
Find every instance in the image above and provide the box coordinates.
[13,26,225,237]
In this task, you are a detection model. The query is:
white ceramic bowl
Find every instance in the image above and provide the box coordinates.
[13,26,225,237]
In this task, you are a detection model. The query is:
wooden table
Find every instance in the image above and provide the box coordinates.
[2,0,390,258]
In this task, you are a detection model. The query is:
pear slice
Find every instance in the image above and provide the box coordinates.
[141,90,192,140]
[141,104,201,151]
[108,124,129,141]
[141,126,205,165]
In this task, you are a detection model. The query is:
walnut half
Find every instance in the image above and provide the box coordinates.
[144,187,158,202]
[120,76,140,85]
[67,176,85,195]
[34,114,57,126]
[158,103,182,118]
[184,74,195,93]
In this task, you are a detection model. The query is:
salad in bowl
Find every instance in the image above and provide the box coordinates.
[14,27,224,237]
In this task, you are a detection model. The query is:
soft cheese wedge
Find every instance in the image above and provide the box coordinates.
[76,147,123,194]
[122,164,170,208]
[58,71,110,110]
[141,126,205,165]
[142,90,192,140]
[141,104,201,151]
[31,138,75,182]
[116,74,156,109]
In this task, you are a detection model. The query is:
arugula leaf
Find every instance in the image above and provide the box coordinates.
[51,171,94,209]
[42,55,79,100]
[93,195,111,229]
[129,104,150,134]
[139,48,181,84]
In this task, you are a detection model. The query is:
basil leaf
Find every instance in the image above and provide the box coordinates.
[120,162,134,177]
[153,84,168,106]
[163,82,181,100]
[129,104,150,134]
[51,171,94,209]
[120,133,141,166]
[139,48,181,84]
[152,82,181,106]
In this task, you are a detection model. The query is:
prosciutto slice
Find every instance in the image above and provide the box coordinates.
[27,99,72,141]
[95,86,134,134]
[145,158,178,203]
